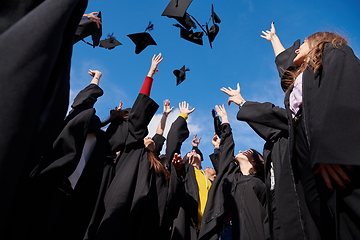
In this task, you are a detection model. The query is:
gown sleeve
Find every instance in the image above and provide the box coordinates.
[275,39,300,91]
[125,93,159,146]
[70,84,104,109]
[165,116,190,168]
[65,84,103,124]
[152,133,166,157]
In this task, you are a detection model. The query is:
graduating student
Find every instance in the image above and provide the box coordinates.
[198,104,269,240]
[92,53,174,240]
[6,70,109,240]
[261,22,360,239]
[52,70,110,240]
[0,1,88,235]
[168,128,214,240]
[221,83,307,240]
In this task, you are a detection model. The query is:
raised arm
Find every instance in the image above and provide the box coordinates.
[220,83,246,107]
[179,101,195,119]
[214,104,235,173]
[260,22,285,57]
[156,99,174,136]
[140,53,163,97]
[165,101,195,167]
[147,53,163,78]
[88,69,102,85]
[191,134,202,148]
[215,104,229,124]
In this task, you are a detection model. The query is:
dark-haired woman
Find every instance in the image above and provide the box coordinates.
[198,104,268,240]
[262,23,360,239]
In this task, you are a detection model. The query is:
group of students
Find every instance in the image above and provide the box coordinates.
[3,51,271,240]
[1,1,360,239]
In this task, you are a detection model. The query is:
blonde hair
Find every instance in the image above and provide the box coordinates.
[282,32,347,91]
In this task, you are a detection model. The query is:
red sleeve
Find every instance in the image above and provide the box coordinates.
[139,76,153,97]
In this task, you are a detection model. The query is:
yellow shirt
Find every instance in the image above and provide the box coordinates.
[194,167,212,229]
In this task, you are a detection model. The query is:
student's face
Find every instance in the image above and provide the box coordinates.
[235,149,254,163]
[293,40,311,66]
[144,137,155,151]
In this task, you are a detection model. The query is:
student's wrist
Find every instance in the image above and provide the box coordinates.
[179,113,188,120]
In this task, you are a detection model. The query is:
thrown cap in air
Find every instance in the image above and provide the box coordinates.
[161,0,193,18]
[127,22,157,54]
[206,5,221,48]
[173,65,190,85]
[211,4,221,24]
[99,34,122,49]
[174,24,203,45]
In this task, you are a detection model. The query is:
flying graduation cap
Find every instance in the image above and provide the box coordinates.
[162,0,196,30]
[173,65,190,85]
[161,0,193,18]
[99,33,122,49]
[127,22,157,54]
[162,1,221,48]
[174,24,203,45]
[206,4,221,48]
[162,0,204,45]
[74,11,102,47]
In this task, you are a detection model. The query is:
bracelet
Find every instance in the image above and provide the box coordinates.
[239,100,246,108]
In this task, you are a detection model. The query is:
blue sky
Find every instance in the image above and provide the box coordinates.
[69,0,360,169]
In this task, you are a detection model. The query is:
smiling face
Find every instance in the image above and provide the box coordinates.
[293,39,311,66]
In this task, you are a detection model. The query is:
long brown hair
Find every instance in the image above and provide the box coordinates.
[248,149,264,179]
[148,151,170,181]
[282,32,347,91]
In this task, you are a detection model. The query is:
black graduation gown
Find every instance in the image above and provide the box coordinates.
[198,123,269,240]
[6,84,108,240]
[161,115,194,240]
[237,101,310,240]
[53,84,110,240]
[170,163,201,240]
[277,42,360,239]
[94,93,172,240]
[165,115,209,240]
[0,0,88,234]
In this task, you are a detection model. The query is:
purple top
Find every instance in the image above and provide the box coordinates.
[289,72,303,118]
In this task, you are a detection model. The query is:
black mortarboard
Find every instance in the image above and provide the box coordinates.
[174,24,203,45]
[161,0,193,18]
[127,22,157,54]
[211,4,221,24]
[206,22,219,48]
[173,65,190,85]
[173,13,196,30]
[99,34,122,49]
[206,5,220,48]
[74,11,102,47]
